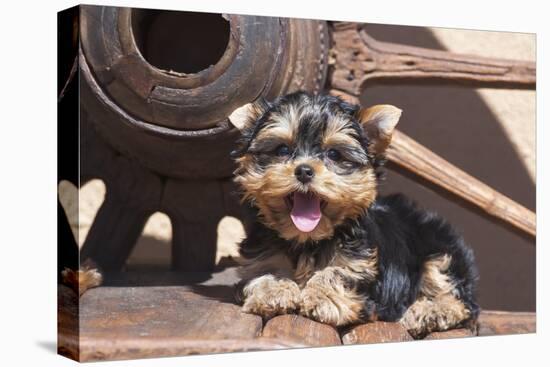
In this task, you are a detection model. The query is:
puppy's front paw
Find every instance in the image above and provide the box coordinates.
[300,285,363,327]
[300,287,342,326]
[400,296,471,339]
[242,275,301,319]
[401,309,448,338]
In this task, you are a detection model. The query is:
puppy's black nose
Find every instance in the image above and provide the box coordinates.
[295,164,315,183]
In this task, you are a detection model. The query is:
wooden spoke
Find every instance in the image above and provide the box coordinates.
[388,130,536,237]
[330,22,536,93]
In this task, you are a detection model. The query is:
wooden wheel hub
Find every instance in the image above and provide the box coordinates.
[80,6,328,179]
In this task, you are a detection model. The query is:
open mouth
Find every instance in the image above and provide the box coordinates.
[284,192,326,233]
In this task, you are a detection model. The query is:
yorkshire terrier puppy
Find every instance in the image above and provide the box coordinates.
[229,91,479,338]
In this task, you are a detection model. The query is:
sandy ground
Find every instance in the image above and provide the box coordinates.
[58,26,535,309]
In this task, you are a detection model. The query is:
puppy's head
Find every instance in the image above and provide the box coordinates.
[230,92,401,243]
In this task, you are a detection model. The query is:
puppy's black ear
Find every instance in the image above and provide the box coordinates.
[228,100,268,132]
[357,104,402,155]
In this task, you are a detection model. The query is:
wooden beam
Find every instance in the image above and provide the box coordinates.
[58,280,536,361]
[387,130,536,237]
[477,310,536,336]
[329,22,536,93]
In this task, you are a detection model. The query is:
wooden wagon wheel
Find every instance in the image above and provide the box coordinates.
[75,6,535,274]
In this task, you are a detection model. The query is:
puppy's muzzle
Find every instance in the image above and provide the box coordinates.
[295,164,315,184]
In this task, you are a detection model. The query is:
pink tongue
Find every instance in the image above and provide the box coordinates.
[290,192,322,232]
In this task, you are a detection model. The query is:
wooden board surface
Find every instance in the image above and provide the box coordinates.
[342,321,413,345]
[423,328,474,340]
[58,268,536,361]
[262,315,341,347]
[477,310,536,336]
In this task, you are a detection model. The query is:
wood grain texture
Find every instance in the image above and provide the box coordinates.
[73,286,262,361]
[423,328,474,340]
[58,272,538,361]
[80,5,328,179]
[329,22,535,95]
[77,337,304,361]
[263,315,341,347]
[477,310,536,336]
[388,130,536,237]
[57,285,79,361]
[342,322,413,344]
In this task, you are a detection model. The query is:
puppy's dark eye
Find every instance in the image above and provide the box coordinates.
[275,144,291,157]
[327,149,341,161]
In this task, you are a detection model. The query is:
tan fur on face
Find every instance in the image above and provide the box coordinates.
[247,103,301,149]
[233,98,380,243]
[253,112,297,145]
[299,267,365,326]
[267,106,300,137]
[233,101,400,244]
[234,155,377,243]
[322,116,363,151]
[241,274,301,318]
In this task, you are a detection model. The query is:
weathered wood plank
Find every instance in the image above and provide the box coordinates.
[77,337,304,361]
[262,315,341,347]
[477,310,536,336]
[342,322,413,344]
[61,283,262,361]
[424,328,474,340]
[79,286,262,340]
[57,285,79,361]
[58,271,537,361]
